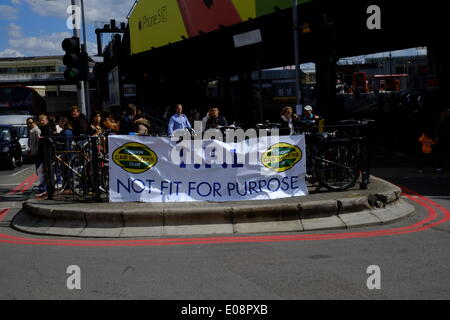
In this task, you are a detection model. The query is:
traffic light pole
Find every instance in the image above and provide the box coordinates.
[70,0,89,117]
[80,0,91,117]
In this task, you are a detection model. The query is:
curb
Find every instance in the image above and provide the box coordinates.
[13,176,413,238]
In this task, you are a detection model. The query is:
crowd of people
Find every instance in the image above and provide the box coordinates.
[25,104,150,197]
[23,100,449,197]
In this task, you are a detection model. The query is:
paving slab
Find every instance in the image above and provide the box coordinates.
[47,219,86,237]
[120,226,163,238]
[338,210,383,229]
[233,220,303,234]
[301,216,346,231]
[162,224,234,236]
[370,199,415,224]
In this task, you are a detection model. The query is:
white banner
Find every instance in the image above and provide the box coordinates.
[108,135,307,202]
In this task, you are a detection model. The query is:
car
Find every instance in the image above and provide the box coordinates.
[0,125,23,169]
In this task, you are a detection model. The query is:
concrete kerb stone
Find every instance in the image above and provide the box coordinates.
[231,202,302,234]
[122,209,164,227]
[231,202,300,223]
[338,210,383,229]
[51,207,86,222]
[370,176,402,205]
[163,206,233,226]
[301,216,346,231]
[22,201,52,218]
[84,209,124,227]
[300,199,338,219]
[16,174,415,237]
[11,210,56,235]
[376,189,401,205]
[337,196,371,214]
[370,199,415,224]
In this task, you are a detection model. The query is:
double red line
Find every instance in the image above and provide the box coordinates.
[0,184,448,247]
[1,174,38,223]
[0,173,449,247]
[7,173,38,195]
[0,208,9,222]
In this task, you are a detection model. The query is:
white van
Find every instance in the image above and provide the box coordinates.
[0,115,31,159]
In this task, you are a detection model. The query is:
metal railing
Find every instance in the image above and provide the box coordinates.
[42,134,109,201]
[41,120,372,201]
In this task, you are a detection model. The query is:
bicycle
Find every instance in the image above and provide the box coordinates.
[296,120,360,191]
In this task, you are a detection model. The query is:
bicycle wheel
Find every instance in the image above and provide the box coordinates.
[69,154,88,197]
[315,144,359,191]
[305,144,318,186]
[98,157,109,194]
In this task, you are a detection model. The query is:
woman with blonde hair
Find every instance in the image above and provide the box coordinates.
[280,106,297,135]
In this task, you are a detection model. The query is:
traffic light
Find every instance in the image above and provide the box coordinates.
[62,37,88,82]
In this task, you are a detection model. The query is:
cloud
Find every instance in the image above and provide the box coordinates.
[24,0,135,24]
[0,5,19,20]
[6,31,98,57]
[0,48,24,58]
[8,23,23,38]
[11,0,23,5]
[8,31,71,56]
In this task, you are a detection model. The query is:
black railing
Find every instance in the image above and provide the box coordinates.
[41,120,372,201]
[42,134,109,201]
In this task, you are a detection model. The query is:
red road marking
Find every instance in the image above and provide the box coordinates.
[7,173,38,195]
[0,181,449,247]
[21,174,38,192]
[0,209,10,222]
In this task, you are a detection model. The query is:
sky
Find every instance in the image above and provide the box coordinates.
[0,0,135,57]
[0,0,427,62]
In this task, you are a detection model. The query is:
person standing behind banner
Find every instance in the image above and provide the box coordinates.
[168,104,192,136]
[89,111,104,136]
[26,117,41,162]
[58,117,74,194]
[35,114,54,197]
[201,109,212,132]
[280,106,298,135]
[300,105,319,121]
[69,105,89,137]
[119,104,138,135]
[205,107,227,130]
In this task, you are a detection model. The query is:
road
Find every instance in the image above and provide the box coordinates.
[0,162,449,301]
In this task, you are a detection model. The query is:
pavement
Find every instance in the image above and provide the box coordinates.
[13,176,415,238]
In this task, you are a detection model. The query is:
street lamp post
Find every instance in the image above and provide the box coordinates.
[292,0,303,116]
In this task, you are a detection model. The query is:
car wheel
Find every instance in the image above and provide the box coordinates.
[9,156,17,170]
[17,154,23,167]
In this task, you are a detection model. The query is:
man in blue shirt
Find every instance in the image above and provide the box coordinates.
[168,104,192,136]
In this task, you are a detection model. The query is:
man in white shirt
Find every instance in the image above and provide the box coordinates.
[26,117,41,161]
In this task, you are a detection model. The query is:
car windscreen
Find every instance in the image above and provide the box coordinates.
[0,128,11,142]
[13,125,28,138]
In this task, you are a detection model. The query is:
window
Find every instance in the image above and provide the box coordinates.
[0,129,11,142]
[13,125,28,138]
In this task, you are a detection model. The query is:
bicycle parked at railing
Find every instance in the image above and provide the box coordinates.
[302,130,360,191]
[297,119,372,191]
[45,133,110,200]
[70,132,110,198]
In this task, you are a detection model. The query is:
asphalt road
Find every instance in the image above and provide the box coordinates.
[0,162,449,300]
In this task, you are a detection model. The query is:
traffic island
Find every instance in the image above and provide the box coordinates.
[13,176,415,238]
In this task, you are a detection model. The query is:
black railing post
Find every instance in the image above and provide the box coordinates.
[91,136,100,201]
[360,123,371,190]
[43,137,55,199]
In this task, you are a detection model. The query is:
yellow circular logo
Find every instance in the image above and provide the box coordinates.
[261,143,302,173]
[112,142,158,174]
